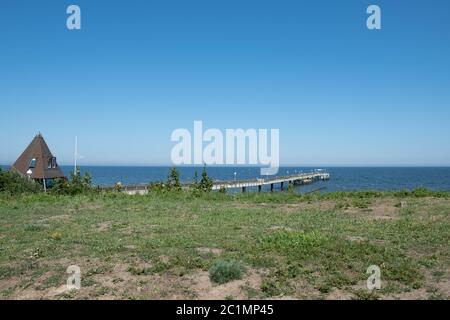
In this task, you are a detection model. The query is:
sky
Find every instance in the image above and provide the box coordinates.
[1,0,449,166]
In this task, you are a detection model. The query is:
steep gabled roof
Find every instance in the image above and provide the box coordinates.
[12,133,66,180]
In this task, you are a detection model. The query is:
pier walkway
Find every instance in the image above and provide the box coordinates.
[211,172,330,192]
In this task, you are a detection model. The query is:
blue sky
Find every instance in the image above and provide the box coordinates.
[1,0,449,166]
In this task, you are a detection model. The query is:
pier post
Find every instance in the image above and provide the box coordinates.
[242,186,246,193]
[258,185,262,192]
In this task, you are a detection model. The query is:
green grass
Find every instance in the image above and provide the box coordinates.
[209,259,246,284]
[0,190,448,299]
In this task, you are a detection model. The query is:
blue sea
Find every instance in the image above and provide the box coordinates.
[2,165,450,193]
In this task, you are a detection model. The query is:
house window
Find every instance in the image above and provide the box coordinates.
[48,157,57,169]
[29,158,36,168]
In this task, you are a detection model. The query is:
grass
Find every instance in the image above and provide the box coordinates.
[209,259,246,284]
[0,190,448,299]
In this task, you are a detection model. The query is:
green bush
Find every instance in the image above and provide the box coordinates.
[189,166,213,194]
[209,259,246,284]
[411,187,432,198]
[166,167,181,191]
[198,165,213,192]
[260,231,327,252]
[148,181,165,192]
[0,169,40,194]
[51,167,93,195]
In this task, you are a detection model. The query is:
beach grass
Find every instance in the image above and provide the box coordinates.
[0,190,448,299]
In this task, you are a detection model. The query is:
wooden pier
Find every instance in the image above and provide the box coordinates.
[211,172,330,192]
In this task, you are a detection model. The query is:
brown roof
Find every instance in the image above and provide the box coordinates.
[12,133,66,180]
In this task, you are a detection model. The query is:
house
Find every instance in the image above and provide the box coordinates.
[12,133,66,190]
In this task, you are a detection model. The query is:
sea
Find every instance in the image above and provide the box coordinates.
[3,165,448,193]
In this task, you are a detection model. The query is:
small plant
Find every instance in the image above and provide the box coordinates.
[209,259,246,284]
[49,231,62,240]
[352,198,371,209]
[353,289,380,300]
[24,224,44,232]
[412,187,431,198]
[287,183,295,193]
[148,181,165,192]
[114,182,122,192]
[192,171,199,188]
[260,231,327,252]
[127,266,152,275]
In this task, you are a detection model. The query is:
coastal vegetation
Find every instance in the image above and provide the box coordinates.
[0,167,448,300]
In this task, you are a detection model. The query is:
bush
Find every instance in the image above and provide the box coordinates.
[0,169,40,194]
[166,167,181,191]
[260,231,327,253]
[209,259,246,284]
[197,165,213,192]
[51,167,93,195]
[148,181,165,192]
[411,187,432,198]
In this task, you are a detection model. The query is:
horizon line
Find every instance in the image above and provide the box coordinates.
[2,163,450,168]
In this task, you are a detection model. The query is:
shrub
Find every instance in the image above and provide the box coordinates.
[51,167,93,195]
[166,167,181,191]
[148,181,165,192]
[260,231,327,253]
[198,165,213,192]
[24,224,45,232]
[192,171,199,189]
[49,231,62,240]
[0,169,40,194]
[411,187,432,198]
[209,259,246,284]
[287,183,295,193]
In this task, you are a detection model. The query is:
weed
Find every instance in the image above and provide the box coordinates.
[209,259,245,284]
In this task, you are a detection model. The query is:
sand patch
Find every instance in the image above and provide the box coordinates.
[196,247,223,255]
[92,221,113,232]
[186,268,263,300]
[344,199,399,221]
[383,288,429,300]
[326,288,354,300]
[268,226,294,232]
[38,214,72,224]
[233,201,335,213]
[346,236,368,243]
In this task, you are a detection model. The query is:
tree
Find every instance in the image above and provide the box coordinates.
[167,167,181,191]
[52,167,92,195]
[192,171,199,189]
[199,165,213,192]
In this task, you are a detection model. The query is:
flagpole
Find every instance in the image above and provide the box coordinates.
[74,136,78,175]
